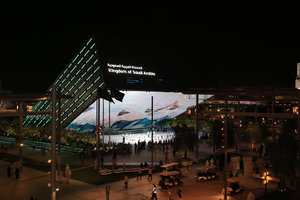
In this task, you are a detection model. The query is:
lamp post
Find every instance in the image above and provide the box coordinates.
[51,85,57,200]
[102,98,105,150]
[108,101,111,146]
[262,170,270,198]
[96,98,100,170]
[223,97,229,200]
[196,93,199,160]
[151,96,154,169]
[18,102,24,168]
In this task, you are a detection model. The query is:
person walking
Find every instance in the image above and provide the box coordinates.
[205,159,210,166]
[239,155,244,175]
[259,144,264,158]
[124,174,129,189]
[148,167,153,181]
[177,186,182,200]
[137,168,142,180]
[100,154,104,168]
[252,155,257,166]
[210,157,214,166]
[15,167,20,179]
[65,164,72,183]
[7,164,11,177]
[151,184,157,200]
[247,192,255,200]
[167,186,172,200]
[144,161,149,168]
[105,184,110,200]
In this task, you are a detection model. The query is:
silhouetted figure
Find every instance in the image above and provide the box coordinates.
[227,152,231,162]
[100,154,104,168]
[7,165,11,177]
[105,184,110,200]
[137,168,142,180]
[124,175,129,189]
[148,167,153,181]
[239,155,244,175]
[159,160,163,166]
[252,155,257,166]
[259,144,264,158]
[134,143,137,153]
[15,167,20,179]
[140,162,144,168]
[177,186,182,200]
[65,164,72,183]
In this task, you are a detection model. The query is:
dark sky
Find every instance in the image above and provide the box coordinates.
[0,2,299,92]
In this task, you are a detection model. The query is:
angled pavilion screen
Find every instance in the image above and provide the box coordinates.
[22,36,212,131]
[23,37,104,128]
[68,91,211,132]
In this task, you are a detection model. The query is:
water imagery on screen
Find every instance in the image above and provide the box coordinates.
[67,91,210,133]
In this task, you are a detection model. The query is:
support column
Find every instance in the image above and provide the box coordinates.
[96,98,100,170]
[151,96,154,169]
[195,93,199,160]
[223,96,228,200]
[255,98,258,123]
[109,102,111,145]
[102,98,105,149]
[57,88,62,181]
[18,102,24,167]
[297,96,300,137]
[51,85,57,200]
[272,96,275,140]
[237,100,241,151]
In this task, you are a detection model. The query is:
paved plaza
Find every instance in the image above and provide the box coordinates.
[0,141,279,200]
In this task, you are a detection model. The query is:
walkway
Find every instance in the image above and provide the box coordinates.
[0,141,279,200]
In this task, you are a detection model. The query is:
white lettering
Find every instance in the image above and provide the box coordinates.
[107,63,156,76]
[143,71,156,76]
[108,68,128,74]
[132,70,143,75]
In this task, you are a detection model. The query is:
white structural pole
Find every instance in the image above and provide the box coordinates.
[51,85,57,200]
[151,96,154,168]
[102,98,105,148]
[96,98,100,169]
[224,97,228,200]
[109,101,111,145]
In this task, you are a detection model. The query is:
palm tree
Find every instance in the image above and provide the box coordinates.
[268,133,298,189]
[211,120,236,152]
[268,119,298,189]
[246,123,269,148]
[173,125,196,159]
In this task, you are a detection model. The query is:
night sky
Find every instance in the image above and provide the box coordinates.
[0,2,299,93]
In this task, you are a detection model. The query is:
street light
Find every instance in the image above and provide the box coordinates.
[261,170,270,197]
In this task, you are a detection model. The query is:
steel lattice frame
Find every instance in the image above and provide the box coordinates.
[23,37,105,128]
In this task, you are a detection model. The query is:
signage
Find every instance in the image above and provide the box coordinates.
[107,63,156,76]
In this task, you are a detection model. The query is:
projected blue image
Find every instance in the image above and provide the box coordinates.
[68,91,210,132]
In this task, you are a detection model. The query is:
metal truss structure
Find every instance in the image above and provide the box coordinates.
[22,37,105,128]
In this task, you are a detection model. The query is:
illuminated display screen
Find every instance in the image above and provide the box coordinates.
[107,63,156,77]
[101,60,171,91]
[68,91,210,132]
